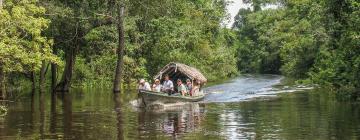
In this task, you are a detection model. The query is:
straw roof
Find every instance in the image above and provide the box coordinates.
[154,62,207,83]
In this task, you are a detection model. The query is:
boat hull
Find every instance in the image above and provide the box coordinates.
[138,90,205,106]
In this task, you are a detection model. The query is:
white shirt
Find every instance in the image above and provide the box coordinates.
[138,82,151,91]
[162,80,174,90]
[152,84,162,92]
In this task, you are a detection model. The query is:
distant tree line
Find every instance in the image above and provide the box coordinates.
[233,0,359,99]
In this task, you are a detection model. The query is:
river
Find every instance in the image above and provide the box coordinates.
[0,75,359,139]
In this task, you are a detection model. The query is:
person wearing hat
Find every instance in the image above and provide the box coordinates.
[138,79,151,91]
[152,79,162,92]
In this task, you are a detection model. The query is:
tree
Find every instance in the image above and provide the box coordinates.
[113,2,125,93]
[0,0,59,98]
[309,0,360,98]
[234,0,360,98]
[42,0,113,92]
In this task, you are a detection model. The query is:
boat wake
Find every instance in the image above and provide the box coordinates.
[203,74,312,103]
[130,74,313,107]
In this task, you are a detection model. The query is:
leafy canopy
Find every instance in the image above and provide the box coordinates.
[0,0,60,73]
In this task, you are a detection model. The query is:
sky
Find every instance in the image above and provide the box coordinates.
[225,0,251,28]
[225,0,278,28]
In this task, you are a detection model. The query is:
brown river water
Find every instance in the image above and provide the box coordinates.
[0,74,359,139]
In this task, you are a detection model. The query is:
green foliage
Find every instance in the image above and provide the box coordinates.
[309,0,360,91]
[235,8,283,74]
[234,0,360,97]
[0,0,239,91]
[69,0,238,85]
[0,0,60,73]
[132,0,238,81]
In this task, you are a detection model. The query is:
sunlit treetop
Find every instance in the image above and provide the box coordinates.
[0,0,60,72]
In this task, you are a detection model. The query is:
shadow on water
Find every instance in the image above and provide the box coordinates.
[60,93,73,139]
[50,92,57,137]
[0,75,359,139]
[39,92,45,139]
[113,93,124,140]
[136,102,206,139]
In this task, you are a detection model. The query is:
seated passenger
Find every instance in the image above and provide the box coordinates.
[176,79,188,96]
[138,79,151,91]
[162,75,174,95]
[192,80,201,96]
[152,79,162,92]
[186,79,193,96]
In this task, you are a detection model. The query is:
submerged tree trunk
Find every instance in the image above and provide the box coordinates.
[31,71,36,92]
[113,93,124,140]
[56,47,76,92]
[113,4,125,93]
[39,61,46,92]
[51,47,58,92]
[0,64,5,100]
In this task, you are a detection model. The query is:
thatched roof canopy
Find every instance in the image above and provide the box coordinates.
[154,62,207,83]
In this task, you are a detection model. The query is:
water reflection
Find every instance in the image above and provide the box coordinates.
[39,92,45,139]
[49,92,57,136]
[0,81,360,139]
[61,93,73,139]
[137,103,205,139]
[113,93,124,140]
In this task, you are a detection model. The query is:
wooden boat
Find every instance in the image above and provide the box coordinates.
[138,90,205,105]
[138,62,207,106]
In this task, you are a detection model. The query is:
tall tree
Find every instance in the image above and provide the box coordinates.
[0,0,59,97]
[0,0,4,99]
[44,0,114,92]
[56,45,78,92]
[113,2,125,93]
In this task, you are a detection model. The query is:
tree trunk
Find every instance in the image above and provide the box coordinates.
[51,47,58,92]
[0,64,5,100]
[0,2,2,99]
[113,4,125,93]
[56,47,76,92]
[31,71,36,92]
[39,61,46,92]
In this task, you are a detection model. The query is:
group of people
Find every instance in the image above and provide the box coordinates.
[138,75,201,96]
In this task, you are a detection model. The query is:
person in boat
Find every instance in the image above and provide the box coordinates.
[176,79,188,96]
[152,79,162,92]
[192,80,201,96]
[138,79,151,91]
[162,75,174,95]
[186,79,193,96]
